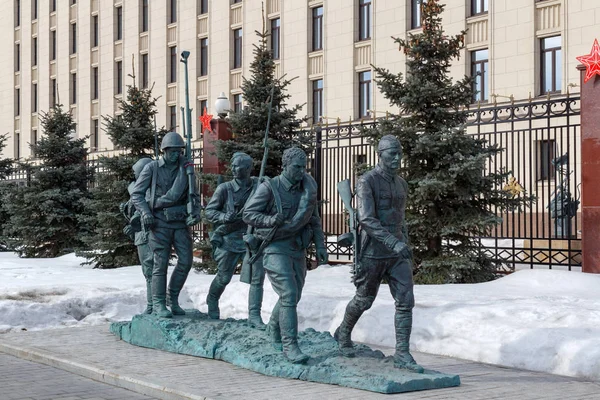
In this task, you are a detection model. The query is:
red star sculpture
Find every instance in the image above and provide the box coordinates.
[577,39,600,83]
[199,107,213,133]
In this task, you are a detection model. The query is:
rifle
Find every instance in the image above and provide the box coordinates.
[240,85,276,284]
[179,50,199,219]
[337,179,360,277]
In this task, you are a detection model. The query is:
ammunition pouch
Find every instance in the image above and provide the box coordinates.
[243,233,262,251]
[162,205,187,222]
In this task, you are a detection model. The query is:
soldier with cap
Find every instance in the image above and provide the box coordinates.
[334,135,424,373]
[205,152,266,329]
[121,157,154,314]
[130,132,201,318]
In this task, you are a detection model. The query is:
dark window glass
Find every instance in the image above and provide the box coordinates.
[71,73,77,104]
[15,88,20,116]
[358,71,371,118]
[51,30,57,60]
[71,0,76,4]
[232,0,242,3]
[312,6,323,51]
[169,0,177,24]
[15,0,20,27]
[233,94,242,113]
[471,0,488,15]
[15,132,20,159]
[92,67,98,100]
[471,48,489,102]
[169,105,177,130]
[538,139,556,181]
[411,0,422,29]
[200,38,208,76]
[141,54,149,88]
[71,23,77,54]
[116,7,123,41]
[169,46,177,83]
[116,61,122,94]
[312,79,323,123]
[91,119,99,151]
[31,129,38,156]
[359,0,371,40]
[32,0,37,20]
[200,99,207,114]
[200,0,208,14]
[15,43,20,72]
[50,0,56,13]
[32,37,37,66]
[92,15,99,47]
[541,36,561,94]
[233,28,242,69]
[32,83,37,112]
[141,0,149,32]
[50,79,56,107]
[271,18,280,59]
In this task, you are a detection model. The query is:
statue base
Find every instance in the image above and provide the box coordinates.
[110,311,460,394]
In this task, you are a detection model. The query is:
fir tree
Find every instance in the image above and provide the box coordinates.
[78,81,166,268]
[215,24,311,178]
[366,0,533,283]
[0,134,15,251]
[1,106,90,257]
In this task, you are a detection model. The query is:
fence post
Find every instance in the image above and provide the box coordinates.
[578,64,600,273]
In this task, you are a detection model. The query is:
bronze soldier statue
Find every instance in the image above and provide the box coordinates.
[243,147,328,364]
[205,152,266,329]
[130,132,201,318]
[335,135,424,373]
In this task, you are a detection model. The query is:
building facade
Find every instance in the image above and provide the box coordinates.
[0,0,597,160]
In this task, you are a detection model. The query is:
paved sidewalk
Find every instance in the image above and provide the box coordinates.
[0,353,157,400]
[1,325,599,400]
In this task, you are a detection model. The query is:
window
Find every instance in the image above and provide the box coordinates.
[50,30,57,60]
[71,73,77,104]
[15,88,20,116]
[32,0,37,20]
[471,48,488,102]
[411,0,422,29]
[200,99,207,114]
[71,0,76,4]
[537,139,556,181]
[50,78,56,108]
[471,0,488,15]
[233,94,242,113]
[116,6,123,41]
[50,0,56,13]
[32,83,37,113]
[71,23,77,54]
[91,119,99,151]
[32,37,37,66]
[169,105,177,130]
[92,67,98,100]
[116,61,123,95]
[233,28,243,69]
[312,79,323,123]
[358,71,371,118]
[15,0,20,27]
[141,0,149,32]
[169,0,177,24]
[15,43,20,72]
[200,0,208,14]
[14,132,20,159]
[271,18,280,60]
[199,38,208,76]
[232,0,242,3]
[311,6,323,51]
[31,129,38,156]
[169,46,177,83]
[141,53,149,88]
[358,0,371,41]
[541,36,562,94]
[92,15,99,47]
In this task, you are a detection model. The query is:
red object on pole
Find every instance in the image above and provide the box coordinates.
[578,59,600,273]
[577,39,600,83]
[202,118,232,196]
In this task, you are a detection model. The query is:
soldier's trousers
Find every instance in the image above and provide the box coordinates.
[211,248,265,288]
[137,243,153,282]
[149,227,193,301]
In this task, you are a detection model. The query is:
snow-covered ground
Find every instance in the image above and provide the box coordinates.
[1,252,599,381]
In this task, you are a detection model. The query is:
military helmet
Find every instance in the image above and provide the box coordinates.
[132,157,153,177]
[160,131,185,150]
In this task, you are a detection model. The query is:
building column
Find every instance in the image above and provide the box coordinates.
[578,64,600,273]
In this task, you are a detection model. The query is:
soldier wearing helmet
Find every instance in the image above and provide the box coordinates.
[334,135,424,373]
[130,131,201,318]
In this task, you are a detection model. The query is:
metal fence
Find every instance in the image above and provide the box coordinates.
[311,95,582,272]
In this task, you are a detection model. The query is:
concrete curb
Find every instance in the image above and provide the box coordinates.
[0,342,210,400]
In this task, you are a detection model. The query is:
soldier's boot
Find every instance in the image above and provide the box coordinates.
[334,297,366,357]
[280,306,309,364]
[143,278,153,314]
[393,308,424,373]
[206,278,226,319]
[248,284,266,330]
[167,268,188,316]
[334,323,356,358]
[266,301,282,351]
[152,275,173,319]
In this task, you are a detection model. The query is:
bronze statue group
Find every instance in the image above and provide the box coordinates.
[122,132,424,373]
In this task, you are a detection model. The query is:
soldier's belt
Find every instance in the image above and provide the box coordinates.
[161,205,187,221]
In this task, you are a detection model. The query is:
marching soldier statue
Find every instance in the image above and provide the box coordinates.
[205,152,266,329]
[335,135,424,373]
[131,132,201,318]
[243,147,328,364]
